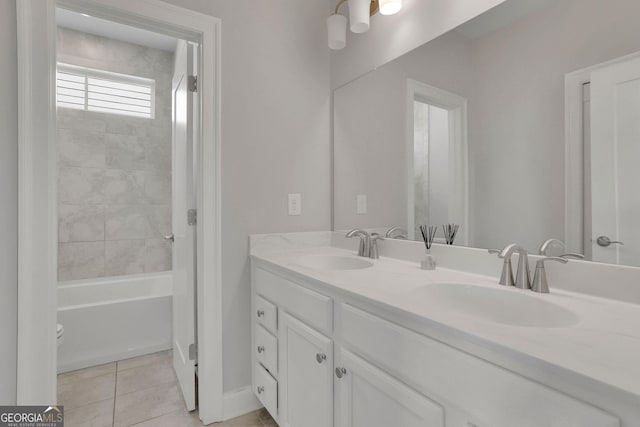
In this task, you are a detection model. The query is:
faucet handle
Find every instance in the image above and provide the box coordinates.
[559,253,584,260]
[487,249,500,255]
[531,257,568,293]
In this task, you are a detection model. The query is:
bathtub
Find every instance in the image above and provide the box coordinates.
[57,272,173,373]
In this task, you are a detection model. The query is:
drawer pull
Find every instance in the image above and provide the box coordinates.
[257,385,265,394]
[257,309,265,318]
[257,345,265,354]
[335,367,347,379]
[316,353,327,364]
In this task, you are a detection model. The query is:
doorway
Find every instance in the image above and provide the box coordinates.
[16,1,222,423]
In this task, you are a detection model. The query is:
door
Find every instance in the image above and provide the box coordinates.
[171,40,198,410]
[279,312,333,427]
[590,56,640,266]
[334,347,444,427]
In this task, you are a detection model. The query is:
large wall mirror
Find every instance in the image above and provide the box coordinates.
[333,0,640,267]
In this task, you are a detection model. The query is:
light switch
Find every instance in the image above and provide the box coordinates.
[288,193,302,215]
[357,194,367,215]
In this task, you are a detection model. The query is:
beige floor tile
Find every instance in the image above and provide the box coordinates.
[58,362,117,386]
[116,357,175,395]
[63,398,114,427]
[113,381,184,427]
[224,410,263,426]
[57,372,116,410]
[117,350,171,372]
[129,408,203,427]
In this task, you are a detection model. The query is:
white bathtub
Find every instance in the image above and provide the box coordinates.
[57,272,173,373]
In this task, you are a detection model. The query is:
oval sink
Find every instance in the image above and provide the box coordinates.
[411,283,580,328]
[294,255,373,271]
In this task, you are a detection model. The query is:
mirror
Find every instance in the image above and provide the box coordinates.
[333,0,640,266]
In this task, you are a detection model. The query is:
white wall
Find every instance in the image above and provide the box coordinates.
[330,0,507,89]
[160,0,332,392]
[0,0,18,405]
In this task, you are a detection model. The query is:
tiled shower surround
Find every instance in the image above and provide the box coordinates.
[57,28,174,281]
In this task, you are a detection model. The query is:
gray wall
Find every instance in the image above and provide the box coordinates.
[56,28,173,281]
[0,0,18,405]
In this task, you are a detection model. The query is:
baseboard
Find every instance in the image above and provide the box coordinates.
[222,386,263,421]
[57,342,172,374]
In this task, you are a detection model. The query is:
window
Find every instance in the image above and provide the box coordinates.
[56,63,155,119]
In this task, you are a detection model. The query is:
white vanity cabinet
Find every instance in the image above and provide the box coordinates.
[251,263,621,427]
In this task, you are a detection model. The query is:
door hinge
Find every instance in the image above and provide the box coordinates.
[188,209,197,226]
[189,343,197,361]
[188,75,198,92]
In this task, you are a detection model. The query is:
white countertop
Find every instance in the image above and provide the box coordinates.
[251,244,640,400]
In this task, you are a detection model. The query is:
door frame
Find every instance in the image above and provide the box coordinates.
[405,79,469,244]
[564,50,640,255]
[16,0,224,423]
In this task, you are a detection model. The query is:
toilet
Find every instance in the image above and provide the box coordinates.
[56,323,64,348]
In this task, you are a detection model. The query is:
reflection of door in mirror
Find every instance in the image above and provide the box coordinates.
[406,80,468,244]
[589,56,640,267]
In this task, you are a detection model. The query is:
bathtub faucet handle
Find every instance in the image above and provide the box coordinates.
[163,234,175,243]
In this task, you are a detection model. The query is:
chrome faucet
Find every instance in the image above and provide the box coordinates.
[346,229,383,259]
[385,226,408,240]
[498,244,531,290]
[369,233,385,259]
[531,257,568,293]
[488,249,515,287]
[346,229,371,257]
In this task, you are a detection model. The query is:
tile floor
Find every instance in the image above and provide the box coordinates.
[57,350,276,427]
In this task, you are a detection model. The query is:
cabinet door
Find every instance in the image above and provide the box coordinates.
[335,347,444,427]
[279,312,333,427]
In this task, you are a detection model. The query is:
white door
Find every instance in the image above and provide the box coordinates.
[334,348,444,427]
[171,40,197,410]
[590,56,640,266]
[279,313,333,427]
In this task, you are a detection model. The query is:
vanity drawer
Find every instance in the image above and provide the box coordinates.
[256,295,277,333]
[256,324,278,375]
[255,267,333,335]
[255,363,278,421]
[339,303,619,427]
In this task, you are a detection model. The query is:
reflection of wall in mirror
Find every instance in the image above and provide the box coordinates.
[334,0,640,255]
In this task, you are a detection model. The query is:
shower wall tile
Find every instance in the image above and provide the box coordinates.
[105,134,145,170]
[59,242,105,281]
[105,205,148,240]
[59,167,105,205]
[145,204,172,238]
[57,28,173,280]
[58,129,106,168]
[104,170,145,204]
[59,204,105,243]
[105,240,146,276]
[143,137,171,171]
[57,109,107,133]
[144,172,172,204]
[145,239,172,272]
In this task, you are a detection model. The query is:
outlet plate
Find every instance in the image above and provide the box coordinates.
[288,193,302,215]
[357,194,367,215]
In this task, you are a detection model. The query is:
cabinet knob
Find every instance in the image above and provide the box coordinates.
[257,385,265,394]
[335,367,347,379]
[257,346,265,354]
[316,353,327,364]
[257,309,265,318]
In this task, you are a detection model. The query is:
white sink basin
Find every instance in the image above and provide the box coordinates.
[294,255,373,271]
[411,283,580,328]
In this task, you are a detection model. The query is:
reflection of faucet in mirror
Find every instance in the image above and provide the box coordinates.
[385,227,408,240]
[539,238,585,259]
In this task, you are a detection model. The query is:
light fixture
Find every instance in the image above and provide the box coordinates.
[328,0,402,50]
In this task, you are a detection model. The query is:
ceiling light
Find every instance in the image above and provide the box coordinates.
[328,0,402,50]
